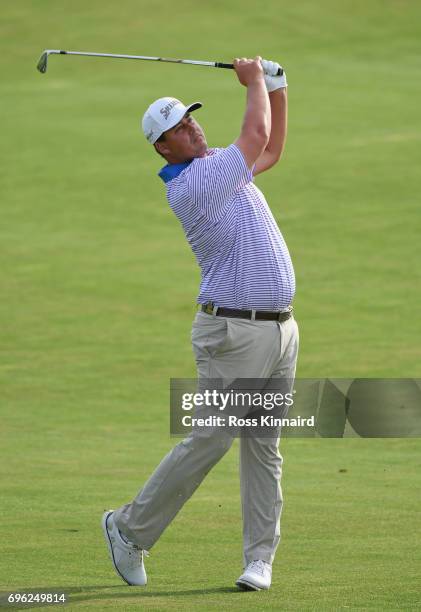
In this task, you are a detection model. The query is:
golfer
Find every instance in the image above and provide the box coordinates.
[102,56,299,591]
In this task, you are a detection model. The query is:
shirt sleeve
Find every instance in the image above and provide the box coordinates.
[185,144,253,220]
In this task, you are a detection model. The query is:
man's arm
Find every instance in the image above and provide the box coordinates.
[234,57,271,169]
[184,58,270,218]
[253,87,287,176]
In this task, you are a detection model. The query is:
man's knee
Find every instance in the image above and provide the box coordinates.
[242,436,283,468]
[182,428,234,459]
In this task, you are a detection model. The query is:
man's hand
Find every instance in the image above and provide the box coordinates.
[260,59,282,77]
[233,56,265,87]
[261,59,288,92]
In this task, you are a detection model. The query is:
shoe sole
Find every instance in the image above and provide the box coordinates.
[236,578,262,591]
[101,510,134,586]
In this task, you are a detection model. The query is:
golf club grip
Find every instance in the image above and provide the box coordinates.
[215,62,283,76]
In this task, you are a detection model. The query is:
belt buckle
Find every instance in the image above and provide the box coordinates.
[204,302,214,315]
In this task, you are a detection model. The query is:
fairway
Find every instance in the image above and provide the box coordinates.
[1,0,421,610]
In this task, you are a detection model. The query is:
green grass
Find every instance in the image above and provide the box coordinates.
[1,0,421,609]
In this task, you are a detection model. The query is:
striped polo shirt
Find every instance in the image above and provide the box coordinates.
[159,143,295,310]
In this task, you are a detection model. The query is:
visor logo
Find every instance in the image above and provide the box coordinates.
[160,99,179,120]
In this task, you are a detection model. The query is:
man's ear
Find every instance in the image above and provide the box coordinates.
[154,140,169,157]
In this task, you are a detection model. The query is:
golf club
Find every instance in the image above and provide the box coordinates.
[36,49,283,76]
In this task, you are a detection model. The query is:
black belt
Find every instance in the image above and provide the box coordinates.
[201,303,293,322]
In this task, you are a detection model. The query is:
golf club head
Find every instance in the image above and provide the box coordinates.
[36,50,62,74]
[37,51,49,73]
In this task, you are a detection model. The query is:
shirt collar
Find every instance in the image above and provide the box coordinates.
[158,160,192,184]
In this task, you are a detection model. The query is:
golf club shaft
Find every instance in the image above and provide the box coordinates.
[37,49,283,75]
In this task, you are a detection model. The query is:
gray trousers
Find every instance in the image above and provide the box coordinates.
[114,311,299,566]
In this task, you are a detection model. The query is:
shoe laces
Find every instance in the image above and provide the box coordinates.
[118,528,149,558]
[126,545,149,570]
[248,560,267,576]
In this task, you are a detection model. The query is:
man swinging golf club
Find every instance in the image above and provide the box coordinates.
[102,56,299,591]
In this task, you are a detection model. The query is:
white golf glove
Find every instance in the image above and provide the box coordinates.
[261,58,287,92]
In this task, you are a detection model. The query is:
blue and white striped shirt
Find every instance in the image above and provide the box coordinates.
[159,144,295,310]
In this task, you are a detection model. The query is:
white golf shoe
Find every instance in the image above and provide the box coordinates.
[102,510,147,586]
[236,559,272,591]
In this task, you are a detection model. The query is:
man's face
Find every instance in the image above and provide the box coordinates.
[155,113,207,163]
